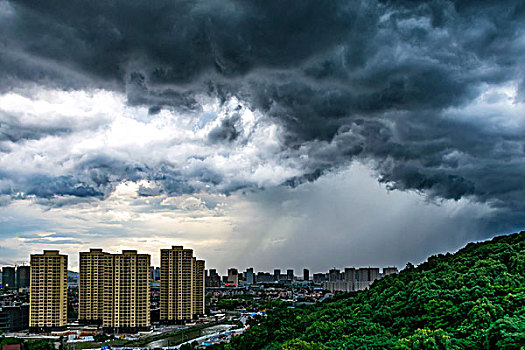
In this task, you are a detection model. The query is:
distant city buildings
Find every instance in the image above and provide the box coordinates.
[383,267,399,276]
[324,267,398,292]
[16,266,30,289]
[2,267,15,289]
[273,269,280,282]
[29,250,68,332]
[227,268,239,286]
[5,244,399,334]
[206,269,221,287]
[0,304,29,332]
[1,266,31,290]
[203,265,398,292]
[245,268,254,285]
[150,266,161,281]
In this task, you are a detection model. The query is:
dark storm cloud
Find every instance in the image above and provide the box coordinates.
[1,0,525,232]
[208,115,240,142]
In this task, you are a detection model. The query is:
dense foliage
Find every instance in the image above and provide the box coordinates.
[226,232,525,349]
[0,336,55,350]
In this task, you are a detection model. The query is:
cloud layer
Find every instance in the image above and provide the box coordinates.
[1,0,525,234]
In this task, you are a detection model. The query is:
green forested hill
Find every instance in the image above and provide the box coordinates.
[226,232,525,349]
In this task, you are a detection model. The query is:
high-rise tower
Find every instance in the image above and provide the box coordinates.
[160,246,205,323]
[29,250,68,333]
[79,249,151,332]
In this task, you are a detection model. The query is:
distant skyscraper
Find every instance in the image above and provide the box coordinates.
[329,268,341,281]
[273,269,280,282]
[2,267,15,289]
[227,268,239,285]
[29,250,67,332]
[79,249,151,332]
[383,267,398,276]
[149,266,161,281]
[256,272,274,283]
[313,273,328,284]
[206,269,221,287]
[303,268,309,281]
[160,246,205,323]
[344,267,355,283]
[16,266,30,289]
[287,269,294,281]
[245,267,254,284]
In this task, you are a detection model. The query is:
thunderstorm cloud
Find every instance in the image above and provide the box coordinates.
[1,0,525,255]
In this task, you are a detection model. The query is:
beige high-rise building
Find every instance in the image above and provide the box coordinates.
[160,246,205,323]
[79,248,109,324]
[29,250,68,332]
[79,249,151,332]
[193,259,205,316]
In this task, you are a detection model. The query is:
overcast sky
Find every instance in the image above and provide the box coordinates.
[1,0,524,273]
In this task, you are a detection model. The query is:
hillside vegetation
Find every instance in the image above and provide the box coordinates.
[226,232,525,349]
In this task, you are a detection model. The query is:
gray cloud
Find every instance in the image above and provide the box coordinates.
[0,0,524,234]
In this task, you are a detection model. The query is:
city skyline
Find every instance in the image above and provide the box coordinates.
[1,0,525,273]
[2,250,401,278]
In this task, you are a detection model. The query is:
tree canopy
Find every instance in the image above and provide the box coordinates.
[224,231,525,349]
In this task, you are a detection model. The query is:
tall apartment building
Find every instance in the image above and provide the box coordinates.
[79,249,151,332]
[227,268,239,285]
[2,267,15,289]
[273,269,280,282]
[160,246,205,323]
[193,259,205,318]
[329,268,342,281]
[344,267,356,283]
[206,269,221,287]
[245,268,254,284]
[78,249,108,324]
[303,268,310,281]
[16,266,30,289]
[286,269,294,281]
[383,267,398,276]
[29,250,67,333]
[324,267,382,292]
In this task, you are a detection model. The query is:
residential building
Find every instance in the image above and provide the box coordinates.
[193,260,205,317]
[29,250,68,332]
[160,246,205,323]
[206,269,221,287]
[245,268,254,284]
[104,250,150,332]
[78,248,108,324]
[16,266,30,289]
[383,267,398,276]
[79,249,151,332]
[256,272,274,283]
[303,268,310,281]
[2,267,15,289]
[227,268,239,285]
[0,304,29,331]
[344,267,356,283]
[273,269,280,282]
[328,268,342,281]
[286,269,294,281]
[313,273,327,284]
